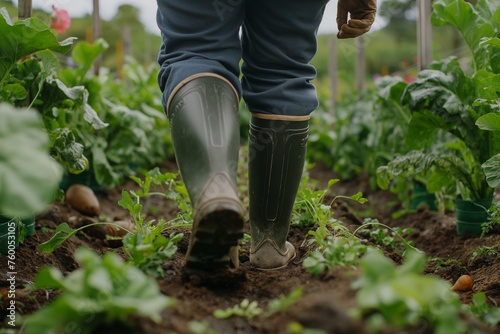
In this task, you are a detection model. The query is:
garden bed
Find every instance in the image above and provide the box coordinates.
[1,161,499,334]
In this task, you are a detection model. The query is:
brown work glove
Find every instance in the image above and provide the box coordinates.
[337,0,377,39]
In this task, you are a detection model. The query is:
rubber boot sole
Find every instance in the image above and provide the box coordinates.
[185,207,244,271]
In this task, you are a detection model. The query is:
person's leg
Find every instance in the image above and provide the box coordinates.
[242,0,329,270]
[157,0,243,108]
[156,0,245,270]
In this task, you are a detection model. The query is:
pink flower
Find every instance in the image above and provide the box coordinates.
[51,5,71,34]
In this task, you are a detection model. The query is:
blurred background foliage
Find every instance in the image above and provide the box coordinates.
[0,0,162,71]
[1,0,467,87]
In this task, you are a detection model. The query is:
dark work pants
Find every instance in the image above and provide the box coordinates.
[156,0,329,116]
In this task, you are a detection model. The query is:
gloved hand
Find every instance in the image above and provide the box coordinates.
[337,0,377,39]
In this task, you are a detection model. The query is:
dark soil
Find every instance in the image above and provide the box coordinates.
[1,161,499,334]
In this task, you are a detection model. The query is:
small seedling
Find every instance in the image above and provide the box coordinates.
[213,299,263,319]
[22,248,175,334]
[187,320,217,334]
[428,256,462,272]
[469,245,498,264]
[266,287,303,316]
[469,292,500,327]
[356,219,414,255]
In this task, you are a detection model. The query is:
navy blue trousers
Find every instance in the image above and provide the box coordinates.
[156,0,329,116]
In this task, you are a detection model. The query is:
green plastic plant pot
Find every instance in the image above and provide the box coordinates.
[455,196,493,236]
[0,216,19,255]
[21,216,36,236]
[411,183,437,211]
[59,168,102,192]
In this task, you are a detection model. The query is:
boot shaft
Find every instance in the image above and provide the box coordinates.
[169,76,241,207]
[248,115,309,252]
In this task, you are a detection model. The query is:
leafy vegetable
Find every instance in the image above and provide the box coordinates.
[351,249,468,334]
[0,7,74,83]
[22,248,175,333]
[389,0,500,201]
[0,103,62,217]
[119,168,187,277]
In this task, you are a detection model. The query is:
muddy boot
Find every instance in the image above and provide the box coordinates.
[248,113,309,270]
[168,74,245,270]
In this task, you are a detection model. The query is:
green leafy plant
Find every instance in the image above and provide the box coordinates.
[287,322,327,334]
[469,244,499,264]
[356,220,413,255]
[38,221,131,253]
[382,0,500,202]
[118,168,188,277]
[304,234,370,275]
[213,299,263,319]
[482,201,500,234]
[0,103,62,218]
[187,320,217,334]
[265,287,303,317]
[469,292,500,327]
[22,248,175,334]
[0,7,74,84]
[296,177,372,275]
[428,256,462,272]
[40,168,186,278]
[213,288,303,320]
[351,249,469,334]
[1,18,172,189]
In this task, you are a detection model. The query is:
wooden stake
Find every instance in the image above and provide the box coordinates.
[328,36,337,118]
[18,0,32,20]
[116,40,124,80]
[356,36,366,93]
[417,0,433,70]
[92,0,102,76]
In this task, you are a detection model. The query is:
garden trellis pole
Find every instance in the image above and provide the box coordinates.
[356,36,366,92]
[328,35,337,117]
[92,0,102,75]
[18,0,32,20]
[417,0,433,69]
[18,0,32,62]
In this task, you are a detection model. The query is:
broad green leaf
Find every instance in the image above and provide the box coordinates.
[0,103,62,217]
[405,111,442,150]
[402,62,492,166]
[92,143,121,188]
[376,76,408,102]
[87,267,113,293]
[25,247,174,331]
[0,9,75,83]
[482,154,500,188]
[45,77,108,130]
[476,112,500,131]
[72,39,109,77]
[1,83,27,101]
[473,69,500,100]
[431,0,495,71]
[38,222,77,253]
[398,249,426,276]
[475,0,500,22]
[49,128,88,173]
[33,266,65,289]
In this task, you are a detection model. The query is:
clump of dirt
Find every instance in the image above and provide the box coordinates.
[1,161,499,334]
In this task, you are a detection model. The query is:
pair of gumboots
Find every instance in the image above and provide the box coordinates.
[167,74,309,271]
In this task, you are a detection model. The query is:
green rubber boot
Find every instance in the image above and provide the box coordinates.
[168,74,245,270]
[248,114,309,270]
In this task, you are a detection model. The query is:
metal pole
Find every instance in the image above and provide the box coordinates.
[417,0,433,70]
